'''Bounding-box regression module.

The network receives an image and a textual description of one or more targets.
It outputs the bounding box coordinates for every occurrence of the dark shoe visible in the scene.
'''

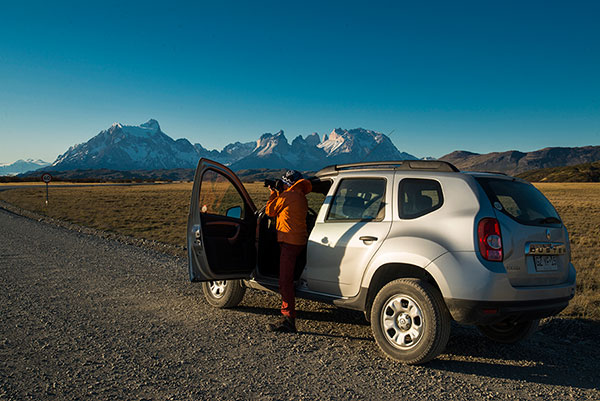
[267,316,297,333]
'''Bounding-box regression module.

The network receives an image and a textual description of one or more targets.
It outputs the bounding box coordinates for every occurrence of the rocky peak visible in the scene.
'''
[305,133,321,147]
[291,135,307,147]
[140,119,160,132]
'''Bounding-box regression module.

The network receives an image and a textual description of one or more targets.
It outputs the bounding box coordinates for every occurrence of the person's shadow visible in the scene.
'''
[234,303,372,341]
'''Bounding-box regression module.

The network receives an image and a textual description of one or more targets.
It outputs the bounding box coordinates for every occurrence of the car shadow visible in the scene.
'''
[429,318,600,390]
[235,302,598,389]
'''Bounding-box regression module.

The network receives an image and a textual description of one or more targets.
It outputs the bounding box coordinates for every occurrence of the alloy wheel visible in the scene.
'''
[381,294,424,349]
[209,280,227,298]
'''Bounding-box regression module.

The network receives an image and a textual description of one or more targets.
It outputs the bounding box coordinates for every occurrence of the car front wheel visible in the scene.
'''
[370,278,450,364]
[201,280,246,308]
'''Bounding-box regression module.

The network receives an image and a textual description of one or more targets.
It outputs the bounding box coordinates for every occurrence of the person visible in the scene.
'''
[265,169,312,333]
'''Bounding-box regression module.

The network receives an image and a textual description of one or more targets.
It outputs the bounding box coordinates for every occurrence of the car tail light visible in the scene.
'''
[478,218,503,261]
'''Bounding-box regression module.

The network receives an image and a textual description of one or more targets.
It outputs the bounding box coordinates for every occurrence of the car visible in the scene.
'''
[187,158,576,364]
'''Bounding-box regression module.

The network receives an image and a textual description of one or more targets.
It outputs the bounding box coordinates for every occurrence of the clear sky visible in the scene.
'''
[1,0,599,163]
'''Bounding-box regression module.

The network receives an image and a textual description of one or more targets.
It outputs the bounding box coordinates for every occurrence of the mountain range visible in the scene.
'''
[440,146,600,175]
[5,119,600,178]
[0,159,50,175]
[46,119,417,172]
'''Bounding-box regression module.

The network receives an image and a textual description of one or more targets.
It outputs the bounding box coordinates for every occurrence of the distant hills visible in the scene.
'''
[440,146,600,175]
[45,119,417,173]
[517,160,600,182]
[15,168,300,183]
[0,159,50,175]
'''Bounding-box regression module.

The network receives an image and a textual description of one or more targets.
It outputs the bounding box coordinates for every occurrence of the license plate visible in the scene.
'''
[534,255,558,271]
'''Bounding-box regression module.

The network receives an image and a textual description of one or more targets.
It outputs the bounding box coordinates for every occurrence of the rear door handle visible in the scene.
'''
[359,236,378,243]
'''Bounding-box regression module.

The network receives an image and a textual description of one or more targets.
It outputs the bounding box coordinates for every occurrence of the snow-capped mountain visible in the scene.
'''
[230,128,416,170]
[195,141,256,165]
[46,119,417,173]
[0,159,51,175]
[318,128,417,164]
[50,120,200,171]
[230,130,327,171]
[231,131,296,170]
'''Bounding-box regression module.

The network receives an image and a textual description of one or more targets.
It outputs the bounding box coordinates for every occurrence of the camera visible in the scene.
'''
[264,179,284,192]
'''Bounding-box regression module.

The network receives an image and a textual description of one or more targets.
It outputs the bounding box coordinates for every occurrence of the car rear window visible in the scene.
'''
[398,178,444,219]
[476,177,561,226]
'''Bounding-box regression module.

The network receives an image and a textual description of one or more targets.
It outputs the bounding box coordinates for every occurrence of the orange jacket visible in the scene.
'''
[265,178,312,245]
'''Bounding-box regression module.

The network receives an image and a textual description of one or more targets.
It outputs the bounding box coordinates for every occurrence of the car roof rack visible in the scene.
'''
[481,171,508,176]
[315,160,460,176]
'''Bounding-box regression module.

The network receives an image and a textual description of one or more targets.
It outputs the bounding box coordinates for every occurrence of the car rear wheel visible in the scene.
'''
[477,319,539,344]
[201,280,246,308]
[370,278,450,364]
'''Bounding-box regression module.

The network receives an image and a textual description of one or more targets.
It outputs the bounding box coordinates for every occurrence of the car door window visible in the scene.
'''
[399,178,443,219]
[200,169,246,219]
[326,178,386,221]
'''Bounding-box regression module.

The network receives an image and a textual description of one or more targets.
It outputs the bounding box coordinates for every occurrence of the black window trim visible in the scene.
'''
[325,177,388,222]
[398,178,444,220]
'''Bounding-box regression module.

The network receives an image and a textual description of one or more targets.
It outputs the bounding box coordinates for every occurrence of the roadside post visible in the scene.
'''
[41,173,52,205]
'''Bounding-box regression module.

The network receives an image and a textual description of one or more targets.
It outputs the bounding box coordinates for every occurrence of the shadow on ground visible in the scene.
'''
[233,299,599,390]
[429,318,600,390]
[233,304,373,341]
[234,304,369,326]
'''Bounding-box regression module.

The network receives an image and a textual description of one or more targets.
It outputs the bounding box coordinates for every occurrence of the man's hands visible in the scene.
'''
[264,179,284,193]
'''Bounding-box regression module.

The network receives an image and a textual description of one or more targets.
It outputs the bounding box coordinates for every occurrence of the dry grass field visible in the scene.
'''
[1,182,598,320]
[533,183,600,320]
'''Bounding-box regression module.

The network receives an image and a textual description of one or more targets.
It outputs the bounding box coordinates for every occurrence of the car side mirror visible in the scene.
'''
[226,206,242,219]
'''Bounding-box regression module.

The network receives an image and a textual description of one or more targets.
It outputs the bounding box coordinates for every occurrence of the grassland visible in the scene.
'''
[517,161,600,182]
[1,182,598,320]
[532,183,600,319]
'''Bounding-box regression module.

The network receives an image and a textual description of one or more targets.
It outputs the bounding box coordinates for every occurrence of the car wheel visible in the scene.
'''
[477,319,539,344]
[201,280,246,308]
[370,278,450,364]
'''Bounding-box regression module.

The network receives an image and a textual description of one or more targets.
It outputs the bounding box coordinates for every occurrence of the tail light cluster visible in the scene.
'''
[478,218,503,261]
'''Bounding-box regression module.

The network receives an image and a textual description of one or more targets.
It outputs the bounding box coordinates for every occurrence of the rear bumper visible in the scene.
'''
[445,296,573,325]
[426,252,576,324]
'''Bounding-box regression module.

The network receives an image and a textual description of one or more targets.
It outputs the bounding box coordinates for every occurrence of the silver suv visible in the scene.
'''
[187,159,576,364]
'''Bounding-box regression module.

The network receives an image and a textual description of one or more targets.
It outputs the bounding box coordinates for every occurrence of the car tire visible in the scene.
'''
[201,280,246,308]
[477,319,539,344]
[370,278,450,364]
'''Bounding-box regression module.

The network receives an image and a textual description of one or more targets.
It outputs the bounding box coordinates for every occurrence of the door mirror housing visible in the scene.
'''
[226,206,242,219]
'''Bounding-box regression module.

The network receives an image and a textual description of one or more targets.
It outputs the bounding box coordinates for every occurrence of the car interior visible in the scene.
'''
[256,178,332,279]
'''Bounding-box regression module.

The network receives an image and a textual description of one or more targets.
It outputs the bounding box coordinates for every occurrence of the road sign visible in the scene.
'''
[41,173,52,205]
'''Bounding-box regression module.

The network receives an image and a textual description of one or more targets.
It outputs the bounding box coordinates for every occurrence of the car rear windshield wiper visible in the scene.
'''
[536,216,562,224]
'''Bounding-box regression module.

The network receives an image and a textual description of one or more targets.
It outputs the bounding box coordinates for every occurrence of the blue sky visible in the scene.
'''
[1,0,599,163]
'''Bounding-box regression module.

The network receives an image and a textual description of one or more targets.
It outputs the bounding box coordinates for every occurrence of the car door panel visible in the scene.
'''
[187,158,257,282]
[302,175,393,297]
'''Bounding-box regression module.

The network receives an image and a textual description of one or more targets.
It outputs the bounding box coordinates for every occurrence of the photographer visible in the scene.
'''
[264,170,312,333]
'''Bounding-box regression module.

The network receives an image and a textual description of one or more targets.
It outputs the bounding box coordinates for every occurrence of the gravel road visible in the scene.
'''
[1,207,599,400]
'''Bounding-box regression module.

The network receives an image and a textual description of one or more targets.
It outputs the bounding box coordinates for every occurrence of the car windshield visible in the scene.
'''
[476,177,561,226]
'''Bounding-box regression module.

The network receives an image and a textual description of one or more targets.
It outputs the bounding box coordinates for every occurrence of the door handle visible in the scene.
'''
[359,236,378,243]
[228,224,241,244]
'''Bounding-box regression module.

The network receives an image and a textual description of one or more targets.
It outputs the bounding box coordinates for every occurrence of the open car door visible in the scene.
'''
[187,158,257,282]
